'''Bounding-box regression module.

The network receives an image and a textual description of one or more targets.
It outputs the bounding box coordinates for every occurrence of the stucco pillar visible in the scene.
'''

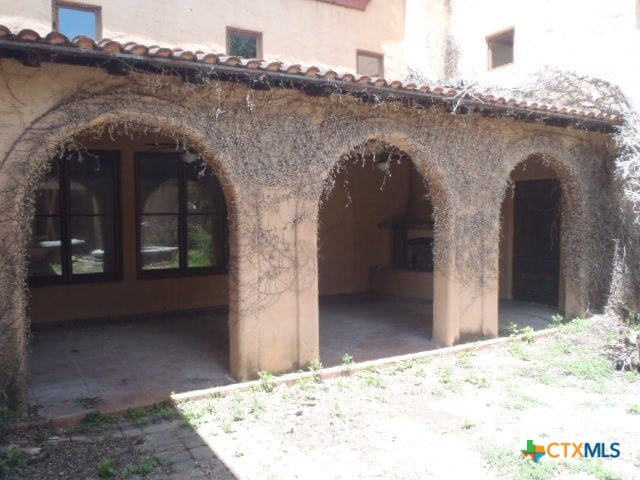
[229,193,319,381]
[0,208,29,413]
[432,215,499,346]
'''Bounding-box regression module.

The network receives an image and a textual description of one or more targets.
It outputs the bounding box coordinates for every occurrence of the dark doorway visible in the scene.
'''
[513,179,561,305]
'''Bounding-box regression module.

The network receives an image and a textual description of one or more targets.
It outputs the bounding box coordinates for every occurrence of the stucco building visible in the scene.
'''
[0,0,632,413]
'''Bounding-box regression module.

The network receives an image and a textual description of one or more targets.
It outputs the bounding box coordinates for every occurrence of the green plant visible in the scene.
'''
[456,351,473,368]
[341,353,355,376]
[308,358,323,382]
[122,455,160,476]
[357,370,385,388]
[126,401,177,426]
[232,398,246,422]
[82,410,108,428]
[465,374,490,388]
[461,419,475,430]
[551,313,564,327]
[250,393,266,415]
[98,458,117,478]
[255,370,276,393]
[221,418,233,434]
[627,403,640,415]
[393,358,416,373]
[521,326,535,344]
[507,322,520,337]
[0,448,28,479]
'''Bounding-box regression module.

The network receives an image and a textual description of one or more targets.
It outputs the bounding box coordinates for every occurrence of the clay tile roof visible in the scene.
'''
[43,31,69,46]
[304,66,320,77]
[265,61,282,71]
[196,52,219,64]
[17,29,40,42]
[74,36,97,50]
[0,25,12,39]
[0,25,622,128]
[324,70,338,80]
[124,42,147,56]
[99,39,122,53]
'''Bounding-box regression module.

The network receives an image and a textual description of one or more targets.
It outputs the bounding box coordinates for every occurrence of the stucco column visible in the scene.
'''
[229,192,319,380]
[432,214,499,346]
[0,201,29,413]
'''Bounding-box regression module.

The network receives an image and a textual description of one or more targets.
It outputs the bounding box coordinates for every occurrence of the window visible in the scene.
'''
[53,1,101,40]
[28,151,120,284]
[226,27,262,59]
[487,29,514,69]
[136,154,227,276]
[356,50,384,77]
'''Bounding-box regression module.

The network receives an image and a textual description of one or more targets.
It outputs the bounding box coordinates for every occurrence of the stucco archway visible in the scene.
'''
[0,94,243,412]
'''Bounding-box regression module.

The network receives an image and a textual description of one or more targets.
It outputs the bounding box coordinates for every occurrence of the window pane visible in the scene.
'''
[70,216,116,275]
[34,164,61,215]
[28,217,63,277]
[186,162,225,214]
[229,31,258,58]
[138,157,179,214]
[69,153,116,215]
[58,6,98,40]
[357,53,382,77]
[140,215,179,270]
[187,215,225,268]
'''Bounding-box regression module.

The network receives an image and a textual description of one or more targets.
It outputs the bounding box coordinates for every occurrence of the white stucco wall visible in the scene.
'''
[0,0,409,79]
[448,0,640,108]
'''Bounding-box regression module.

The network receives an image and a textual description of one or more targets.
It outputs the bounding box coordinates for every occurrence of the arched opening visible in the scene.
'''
[499,154,563,331]
[317,141,437,365]
[27,130,233,419]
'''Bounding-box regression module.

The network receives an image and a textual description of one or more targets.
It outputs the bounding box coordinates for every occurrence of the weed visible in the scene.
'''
[456,352,473,368]
[393,358,416,373]
[507,322,520,337]
[97,457,117,478]
[551,313,564,327]
[126,401,177,426]
[626,404,640,415]
[430,386,444,397]
[357,369,385,388]
[232,400,246,422]
[221,418,233,434]
[562,316,591,333]
[122,455,160,476]
[255,371,276,393]
[521,326,535,344]
[308,358,323,382]
[180,402,207,428]
[508,342,531,361]
[341,353,355,376]
[0,448,28,480]
[503,387,538,411]
[461,419,475,430]
[465,374,490,388]
[250,394,267,415]
[82,411,108,429]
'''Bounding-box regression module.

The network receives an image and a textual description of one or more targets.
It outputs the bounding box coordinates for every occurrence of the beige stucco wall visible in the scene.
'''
[0,0,408,79]
[28,135,229,324]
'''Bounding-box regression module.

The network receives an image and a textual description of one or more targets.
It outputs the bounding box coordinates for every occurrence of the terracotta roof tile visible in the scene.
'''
[0,25,623,126]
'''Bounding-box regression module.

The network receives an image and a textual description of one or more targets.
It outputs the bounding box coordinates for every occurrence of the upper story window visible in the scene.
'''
[136,154,227,276]
[487,29,514,69]
[29,151,121,285]
[226,27,262,59]
[356,50,384,77]
[53,1,101,40]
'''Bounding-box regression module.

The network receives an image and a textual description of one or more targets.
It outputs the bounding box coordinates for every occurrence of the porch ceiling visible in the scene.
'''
[0,25,623,132]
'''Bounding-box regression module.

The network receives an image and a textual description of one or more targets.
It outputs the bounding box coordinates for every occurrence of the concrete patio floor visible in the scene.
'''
[28,298,558,420]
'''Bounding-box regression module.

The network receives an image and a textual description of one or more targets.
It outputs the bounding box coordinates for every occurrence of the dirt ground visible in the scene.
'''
[2,314,640,479]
